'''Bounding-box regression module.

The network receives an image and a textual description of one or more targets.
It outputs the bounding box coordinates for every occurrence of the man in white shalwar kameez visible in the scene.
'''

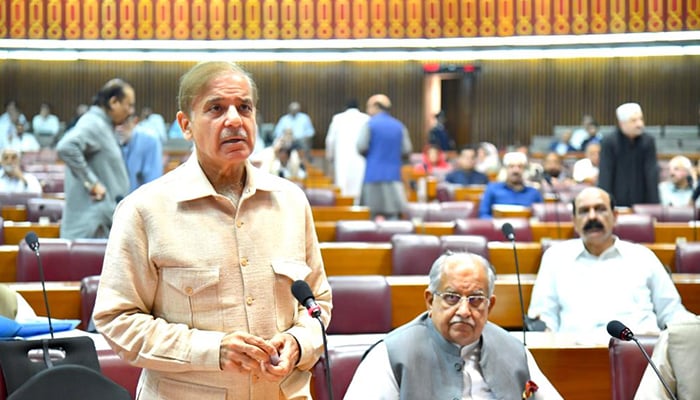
[325,100,370,202]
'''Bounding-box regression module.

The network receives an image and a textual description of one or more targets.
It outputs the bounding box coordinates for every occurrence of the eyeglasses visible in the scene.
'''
[434,291,490,311]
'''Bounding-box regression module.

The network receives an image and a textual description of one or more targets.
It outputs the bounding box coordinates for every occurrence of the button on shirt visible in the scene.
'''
[528,238,694,335]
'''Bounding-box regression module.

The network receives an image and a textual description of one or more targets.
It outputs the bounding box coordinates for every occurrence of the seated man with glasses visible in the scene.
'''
[345,252,562,399]
[528,187,694,336]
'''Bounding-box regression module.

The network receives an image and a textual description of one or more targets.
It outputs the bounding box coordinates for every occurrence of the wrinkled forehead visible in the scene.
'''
[575,189,610,211]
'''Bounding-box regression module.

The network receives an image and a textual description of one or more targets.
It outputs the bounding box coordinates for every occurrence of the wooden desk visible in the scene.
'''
[3,221,61,245]
[11,281,82,319]
[530,221,576,241]
[0,244,18,282]
[654,222,700,243]
[311,206,371,222]
[1,205,27,222]
[320,243,392,275]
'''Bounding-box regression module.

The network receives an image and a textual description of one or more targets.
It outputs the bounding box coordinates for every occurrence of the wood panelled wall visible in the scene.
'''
[1,56,699,150]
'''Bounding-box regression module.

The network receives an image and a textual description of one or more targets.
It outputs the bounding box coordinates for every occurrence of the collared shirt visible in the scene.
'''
[0,170,42,193]
[658,181,693,207]
[572,158,599,183]
[273,112,315,140]
[528,238,693,335]
[93,156,331,399]
[446,169,489,186]
[344,339,561,400]
[478,181,543,218]
[121,127,163,193]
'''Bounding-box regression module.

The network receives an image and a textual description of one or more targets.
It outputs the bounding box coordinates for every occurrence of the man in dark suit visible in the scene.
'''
[598,102,659,207]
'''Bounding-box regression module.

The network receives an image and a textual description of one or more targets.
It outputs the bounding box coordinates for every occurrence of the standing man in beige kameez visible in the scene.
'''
[93,61,332,399]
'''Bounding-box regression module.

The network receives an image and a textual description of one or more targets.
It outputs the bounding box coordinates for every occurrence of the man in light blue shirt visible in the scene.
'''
[273,101,314,158]
[528,187,694,336]
[658,155,694,206]
[478,151,543,218]
[116,115,163,193]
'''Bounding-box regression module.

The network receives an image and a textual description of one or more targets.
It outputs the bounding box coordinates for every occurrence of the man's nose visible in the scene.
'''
[224,106,241,124]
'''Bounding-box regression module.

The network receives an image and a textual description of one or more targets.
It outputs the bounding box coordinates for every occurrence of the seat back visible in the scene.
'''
[16,238,108,282]
[335,220,414,242]
[327,276,392,334]
[439,235,489,260]
[312,342,375,400]
[608,336,658,400]
[613,214,655,243]
[25,198,65,223]
[391,234,442,275]
[80,275,101,331]
[402,202,441,222]
[531,202,573,222]
[431,201,477,221]
[0,192,41,207]
[305,188,337,206]
[454,218,532,241]
[674,242,700,273]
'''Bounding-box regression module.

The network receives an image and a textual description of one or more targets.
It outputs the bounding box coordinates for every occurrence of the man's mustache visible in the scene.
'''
[583,219,605,232]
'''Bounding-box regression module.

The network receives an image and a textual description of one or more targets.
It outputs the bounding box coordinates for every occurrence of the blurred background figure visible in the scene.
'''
[273,101,315,161]
[358,94,412,221]
[0,148,42,193]
[570,114,596,151]
[413,143,452,178]
[270,145,307,180]
[65,103,89,132]
[138,106,167,143]
[475,141,500,175]
[549,129,576,155]
[32,102,61,148]
[658,155,695,207]
[445,145,489,185]
[572,142,601,185]
[116,114,164,193]
[579,120,602,152]
[326,99,369,202]
[427,110,455,151]
[5,120,40,153]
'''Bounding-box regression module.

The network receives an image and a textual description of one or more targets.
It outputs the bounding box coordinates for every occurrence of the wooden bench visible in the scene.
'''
[11,273,700,332]
[3,221,61,245]
[319,241,678,276]
[311,206,370,222]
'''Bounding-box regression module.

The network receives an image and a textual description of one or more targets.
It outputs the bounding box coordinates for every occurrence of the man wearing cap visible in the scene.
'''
[478,151,543,218]
[598,102,660,207]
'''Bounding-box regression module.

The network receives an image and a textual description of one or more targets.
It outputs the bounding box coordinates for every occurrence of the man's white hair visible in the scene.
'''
[669,155,692,172]
[503,151,528,167]
[616,102,643,122]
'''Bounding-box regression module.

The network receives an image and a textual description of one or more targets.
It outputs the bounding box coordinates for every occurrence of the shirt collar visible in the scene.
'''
[172,154,282,203]
[575,236,622,260]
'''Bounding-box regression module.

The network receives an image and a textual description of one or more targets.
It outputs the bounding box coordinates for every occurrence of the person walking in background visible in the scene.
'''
[56,78,133,239]
[325,99,369,202]
[358,94,412,220]
[427,110,455,151]
[115,114,163,193]
[598,102,659,207]
[93,61,331,399]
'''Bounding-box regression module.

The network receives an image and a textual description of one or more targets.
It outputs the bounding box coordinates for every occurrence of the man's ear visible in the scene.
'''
[487,295,496,313]
[424,289,434,311]
[176,111,192,140]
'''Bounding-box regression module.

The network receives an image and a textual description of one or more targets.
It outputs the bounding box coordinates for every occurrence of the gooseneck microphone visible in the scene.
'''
[291,280,333,400]
[25,231,54,339]
[501,223,528,345]
[607,320,678,400]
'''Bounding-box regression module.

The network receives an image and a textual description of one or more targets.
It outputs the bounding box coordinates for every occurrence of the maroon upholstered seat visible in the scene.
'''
[16,238,108,282]
[25,197,65,223]
[335,220,414,242]
[391,234,442,275]
[633,203,696,223]
[531,202,573,222]
[403,201,477,222]
[608,336,658,400]
[96,351,142,399]
[402,202,441,222]
[312,337,379,400]
[439,235,489,260]
[454,218,533,242]
[674,242,700,273]
[327,276,392,334]
[613,214,655,243]
[304,188,337,206]
[0,192,41,207]
[80,275,101,331]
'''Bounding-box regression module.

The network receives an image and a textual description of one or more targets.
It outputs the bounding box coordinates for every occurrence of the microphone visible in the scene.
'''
[500,223,541,398]
[541,172,563,240]
[291,280,333,400]
[291,280,321,318]
[606,320,678,400]
[25,231,54,339]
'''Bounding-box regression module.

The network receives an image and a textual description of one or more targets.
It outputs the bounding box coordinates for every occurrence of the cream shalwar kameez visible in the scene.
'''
[93,156,332,399]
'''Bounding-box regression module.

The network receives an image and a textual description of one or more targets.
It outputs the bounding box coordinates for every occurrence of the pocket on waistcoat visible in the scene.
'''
[271,260,311,332]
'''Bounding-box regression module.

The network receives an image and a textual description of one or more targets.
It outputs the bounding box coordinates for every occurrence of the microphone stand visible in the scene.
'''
[629,337,677,400]
[28,234,54,339]
[508,237,528,346]
[317,318,334,400]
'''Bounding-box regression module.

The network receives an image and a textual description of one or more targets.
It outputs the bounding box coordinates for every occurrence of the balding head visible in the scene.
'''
[366,94,391,116]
